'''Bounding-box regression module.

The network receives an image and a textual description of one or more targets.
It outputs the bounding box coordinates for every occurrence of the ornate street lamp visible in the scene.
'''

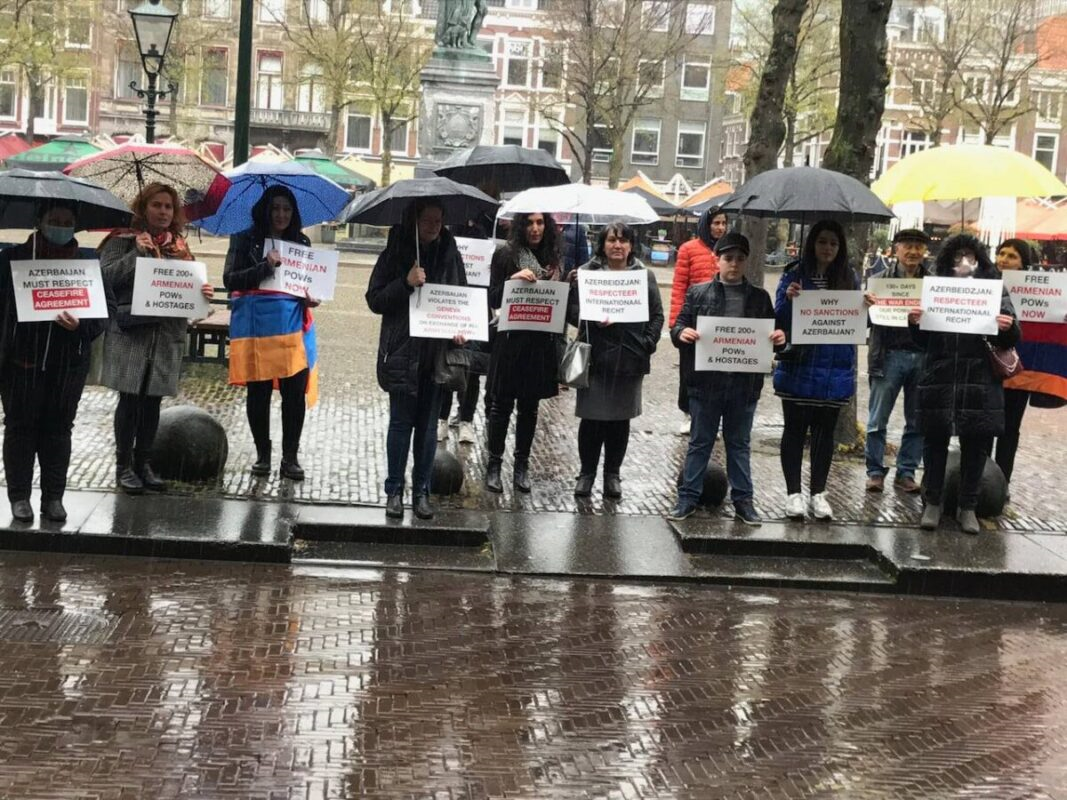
[128,0,178,144]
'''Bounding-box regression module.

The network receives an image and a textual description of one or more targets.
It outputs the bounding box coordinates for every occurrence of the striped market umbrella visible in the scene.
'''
[293,149,375,191]
[6,136,101,172]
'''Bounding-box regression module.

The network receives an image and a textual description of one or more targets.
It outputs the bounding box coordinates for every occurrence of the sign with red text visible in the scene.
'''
[1002,271,1067,323]
[10,259,110,323]
[577,269,649,323]
[498,279,570,333]
[454,237,495,286]
[259,239,339,301]
[867,277,923,328]
[920,277,1001,335]
[791,290,866,344]
[132,258,212,319]
[409,284,489,342]
[694,316,774,373]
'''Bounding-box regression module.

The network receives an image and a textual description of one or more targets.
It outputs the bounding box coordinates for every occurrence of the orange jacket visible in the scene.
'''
[669,239,718,326]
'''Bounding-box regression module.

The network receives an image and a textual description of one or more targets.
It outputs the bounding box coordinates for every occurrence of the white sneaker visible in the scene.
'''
[436,419,449,441]
[458,421,476,443]
[448,412,461,428]
[785,493,806,520]
[811,492,833,520]
[678,415,691,436]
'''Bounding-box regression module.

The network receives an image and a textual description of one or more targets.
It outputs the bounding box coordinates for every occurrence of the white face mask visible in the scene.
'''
[953,256,976,278]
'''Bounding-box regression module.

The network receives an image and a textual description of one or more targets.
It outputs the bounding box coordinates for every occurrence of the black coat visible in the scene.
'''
[222,228,312,292]
[671,277,776,403]
[366,226,467,395]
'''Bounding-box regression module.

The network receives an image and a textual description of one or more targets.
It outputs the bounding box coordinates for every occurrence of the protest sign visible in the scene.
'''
[258,239,339,301]
[577,269,649,323]
[10,259,109,323]
[131,258,212,319]
[454,237,495,286]
[498,279,570,333]
[694,316,774,373]
[1002,270,1067,323]
[791,290,866,344]
[409,283,489,341]
[920,277,1001,335]
[866,277,923,328]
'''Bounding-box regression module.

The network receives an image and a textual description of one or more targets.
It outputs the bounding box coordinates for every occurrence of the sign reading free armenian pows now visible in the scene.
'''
[258,239,339,301]
[131,258,212,319]
[791,290,867,344]
[694,316,774,373]
[497,279,570,333]
[408,283,490,342]
[10,259,110,323]
[1002,270,1067,323]
[577,269,649,323]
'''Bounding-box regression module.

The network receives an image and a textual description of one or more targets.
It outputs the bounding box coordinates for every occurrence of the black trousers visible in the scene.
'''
[924,432,987,510]
[439,374,481,423]
[246,368,308,457]
[1,361,89,502]
[992,388,1029,484]
[487,395,539,464]
[114,392,162,461]
[578,419,631,476]
[780,400,840,495]
[678,360,692,414]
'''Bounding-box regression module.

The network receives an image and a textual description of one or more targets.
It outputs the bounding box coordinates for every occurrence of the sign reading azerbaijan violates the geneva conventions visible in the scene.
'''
[920,277,1001,335]
[408,284,489,342]
[1002,270,1067,323]
[258,239,339,301]
[866,278,923,328]
[454,237,495,287]
[131,258,212,319]
[577,270,649,323]
[694,316,774,373]
[9,259,110,323]
[791,290,866,344]
[498,279,570,334]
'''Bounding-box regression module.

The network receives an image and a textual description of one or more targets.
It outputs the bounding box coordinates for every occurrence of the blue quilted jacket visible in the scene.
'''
[772,265,858,402]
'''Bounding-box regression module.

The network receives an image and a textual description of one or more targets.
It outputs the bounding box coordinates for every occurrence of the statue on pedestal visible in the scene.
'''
[435,0,489,49]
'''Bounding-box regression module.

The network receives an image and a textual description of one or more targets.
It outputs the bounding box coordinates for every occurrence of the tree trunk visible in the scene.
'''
[607,136,624,188]
[168,90,179,140]
[24,76,41,147]
[782,110,796,167]
[380,115,394,187]
[323,104,341,156]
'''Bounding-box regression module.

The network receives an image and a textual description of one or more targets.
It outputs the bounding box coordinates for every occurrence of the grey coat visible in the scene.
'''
[99,236,189,397]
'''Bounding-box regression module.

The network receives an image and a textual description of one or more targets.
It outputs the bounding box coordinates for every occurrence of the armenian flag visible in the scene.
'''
[228,292,318,406]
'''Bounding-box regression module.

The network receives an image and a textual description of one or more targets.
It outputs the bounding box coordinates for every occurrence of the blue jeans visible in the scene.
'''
[385,373,441,497]
[679,389,758,504]
[865,348,923,479]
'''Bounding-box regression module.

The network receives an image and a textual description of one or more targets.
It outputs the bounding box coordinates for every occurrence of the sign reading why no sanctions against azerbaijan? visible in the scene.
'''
[10,259,110,323]
[577,270,649,323]
[1002,270,1067,323]
[409,284,490,342]
[258,239,339,301]
[694,316,774,373]
[454,237,495,287]
[498,279,570,334]
[867,278,923,328]
[920,277,1001,335]
[791,290,866,344]
[131,258,212,319]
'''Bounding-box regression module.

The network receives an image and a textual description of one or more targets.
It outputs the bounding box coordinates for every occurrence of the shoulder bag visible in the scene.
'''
[434,346,472,392]
[986,341,1023,381]
[559,323,592,389]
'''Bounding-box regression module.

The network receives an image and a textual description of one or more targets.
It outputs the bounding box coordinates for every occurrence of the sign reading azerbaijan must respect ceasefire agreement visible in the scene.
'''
[498,279,570,334]
[10,259,110,323]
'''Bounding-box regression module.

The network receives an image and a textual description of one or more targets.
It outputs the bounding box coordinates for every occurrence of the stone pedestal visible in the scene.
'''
[418,49,499,163]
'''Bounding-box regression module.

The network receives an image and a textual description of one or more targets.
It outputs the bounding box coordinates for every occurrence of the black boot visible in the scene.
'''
[280,452,305,481]
[251,441,271,476]
[513,460,531,493]
[116,450,144,494]
[485,458,503,493]
[134,450,168,492]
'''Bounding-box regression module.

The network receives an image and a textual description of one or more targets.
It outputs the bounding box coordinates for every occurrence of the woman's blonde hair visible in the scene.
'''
[131,182,186,237]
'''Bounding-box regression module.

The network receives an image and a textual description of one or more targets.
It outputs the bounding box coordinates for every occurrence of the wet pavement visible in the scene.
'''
[0,551,1064,799]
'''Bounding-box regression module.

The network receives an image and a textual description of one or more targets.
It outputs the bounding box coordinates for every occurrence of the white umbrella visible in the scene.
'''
[497,183,660,225]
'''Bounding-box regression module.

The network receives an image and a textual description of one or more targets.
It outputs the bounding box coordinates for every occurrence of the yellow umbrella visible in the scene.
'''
[872,145,1067,204]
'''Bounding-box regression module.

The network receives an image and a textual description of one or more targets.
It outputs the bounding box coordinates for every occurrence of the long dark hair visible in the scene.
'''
[508,212,560,266]
[697,205,726,249]
[802,219,853,289]
[252,185,304,241]
[935,233,997,278]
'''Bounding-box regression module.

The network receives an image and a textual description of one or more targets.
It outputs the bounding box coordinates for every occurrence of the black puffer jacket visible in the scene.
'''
[366,225,467,395]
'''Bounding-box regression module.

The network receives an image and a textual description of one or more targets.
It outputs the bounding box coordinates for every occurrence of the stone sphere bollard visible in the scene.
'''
[149,405,228,482]
[432,448,464,495]
[940,452,1008,518]
[676,462,729,508]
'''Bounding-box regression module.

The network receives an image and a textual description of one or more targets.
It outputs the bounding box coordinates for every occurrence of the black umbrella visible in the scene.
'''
[433,145,569,194]
[0,169,132,230]
[341,177,498,226]
[718,166,894,223]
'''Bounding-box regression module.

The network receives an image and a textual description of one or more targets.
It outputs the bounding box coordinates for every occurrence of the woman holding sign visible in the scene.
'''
[99,182,214,495]
[0,202,115,523]
[223,185,319,482]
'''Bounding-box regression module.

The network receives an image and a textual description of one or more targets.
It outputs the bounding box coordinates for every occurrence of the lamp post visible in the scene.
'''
[128,0,178,145]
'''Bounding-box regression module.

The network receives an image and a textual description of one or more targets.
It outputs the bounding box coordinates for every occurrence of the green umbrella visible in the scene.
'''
[6,136,101,172]
[292,149,375,191]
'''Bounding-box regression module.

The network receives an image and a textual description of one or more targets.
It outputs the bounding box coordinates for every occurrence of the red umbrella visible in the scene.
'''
[63,143,230,222]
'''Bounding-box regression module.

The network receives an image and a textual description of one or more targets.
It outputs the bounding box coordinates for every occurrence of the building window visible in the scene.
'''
[387,119,409,154]
[115,43,142,100]
[259,0,284,23]
[591,123,612,162]
[256,52,283,109]
[64,2,91,47]
[681,58,710,102]
[902,130,930,157]
[639,60,664,97]
[345,103,372,150]
[200,48,228,107]
[685,3,714,34]
[204,0,231,17]
[1034,133,1058,173]
[631,119,660,165]
[63,75,88,125]
[540,43,564,90]
[537,126,559,157]
[964,75,986,102]
[506,0,536,8]
[0,69,16,119]
[306,0,329,23]
[912,8,945,43]
[676,121,705,168]
[1034,90,1063,123]
[297,64,325,112]
[505,40,531,87]
[911,78,935,105]
[642,1,670,31]
[502,108,526,146]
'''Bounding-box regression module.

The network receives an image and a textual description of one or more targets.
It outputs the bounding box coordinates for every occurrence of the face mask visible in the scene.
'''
[41,225,74,246]
[953,256,976,278]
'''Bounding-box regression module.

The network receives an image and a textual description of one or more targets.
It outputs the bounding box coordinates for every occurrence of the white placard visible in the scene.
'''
[455,237,495,287]
[497,279,570,334]
[131,257,212,319]
[920,277,1001,335]
[694,316,774,373]
[791,290,866,344]
[258,239,339,301]
[10,259,110,323]
[1002,270,1067,323]
[867,277,923,328]
[408,283,489,342]
[577,269,649,323]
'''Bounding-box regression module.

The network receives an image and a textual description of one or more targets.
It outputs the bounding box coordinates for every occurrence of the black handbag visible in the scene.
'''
[434,346,471,392]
